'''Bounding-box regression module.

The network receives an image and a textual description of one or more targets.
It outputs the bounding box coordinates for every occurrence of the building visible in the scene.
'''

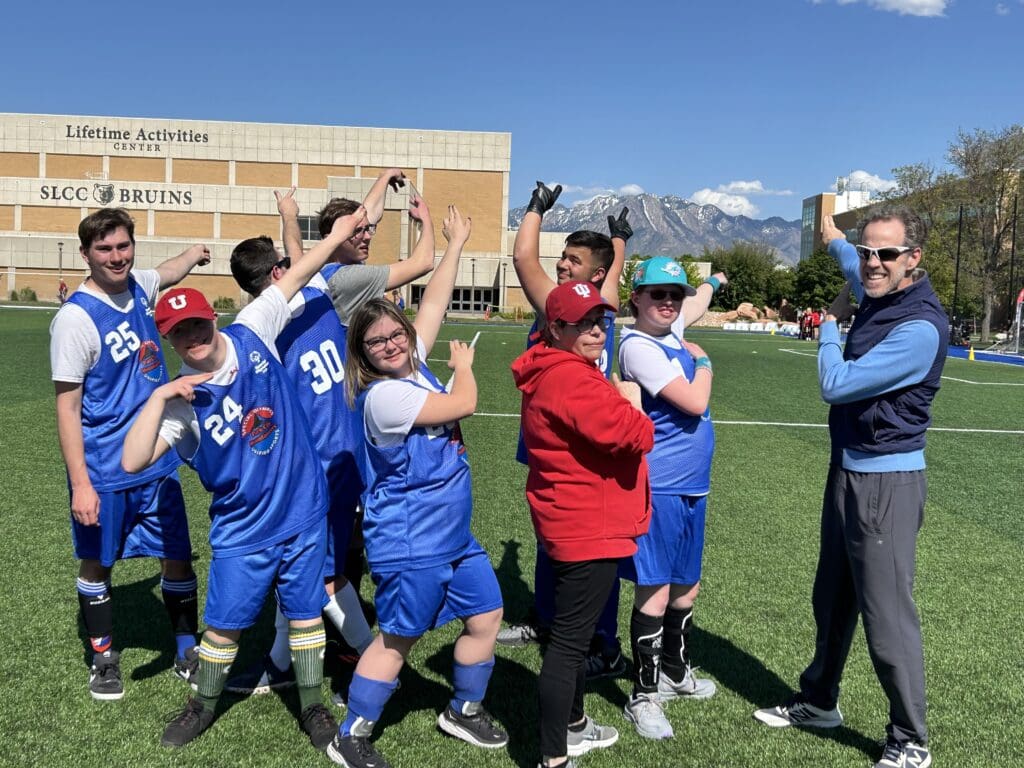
[799,178,873,260]
[0,112,518,309]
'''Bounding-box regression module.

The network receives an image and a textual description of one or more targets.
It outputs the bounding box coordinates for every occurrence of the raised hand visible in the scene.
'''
[526,181,562,217]
[274,186,299,218]
[447,339,475,371]
[184,243,211,267]
[608,207,633,242]
[332,205,368,240]
[822,215,845,246]
[442,205,472,247]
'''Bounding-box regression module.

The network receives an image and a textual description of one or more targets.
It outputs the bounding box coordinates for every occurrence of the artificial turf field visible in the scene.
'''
[1,307,1021,768]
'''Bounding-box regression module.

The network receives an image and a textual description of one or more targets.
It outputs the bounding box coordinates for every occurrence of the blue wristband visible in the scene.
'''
[694,356,712,371]
[706,276,721,293]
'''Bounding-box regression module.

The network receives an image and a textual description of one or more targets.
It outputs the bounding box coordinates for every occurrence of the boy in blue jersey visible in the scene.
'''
[50,207,210,700]
[224,182,437,695]
[618,257,718,740]
[121,207,367,751]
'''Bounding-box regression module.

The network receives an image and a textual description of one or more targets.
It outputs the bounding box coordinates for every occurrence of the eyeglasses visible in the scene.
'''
[363,327,408,352]
[854,245,914,263]
[350,224,377,240]
[560,316,613,334]
[645,288,685,302]
[267,256,290,274]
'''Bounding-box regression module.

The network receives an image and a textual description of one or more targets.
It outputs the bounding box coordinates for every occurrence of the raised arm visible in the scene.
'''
[385,194,436,290]
[604,207,632,309]
[413,340,477,427]
[275,187,305,261]
[54,382,98,526]
[155,244,211,289]
[363,167,406,225]
[275,206,366,303]
[513,181,562,313]
[414,205,469,355]
[681,271,727,328]
[122,374,211,473]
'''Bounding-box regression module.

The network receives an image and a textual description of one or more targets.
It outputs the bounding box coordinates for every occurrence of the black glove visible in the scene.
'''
[828,282,858,322]
[526,181,562,216]
[607,207,633,242]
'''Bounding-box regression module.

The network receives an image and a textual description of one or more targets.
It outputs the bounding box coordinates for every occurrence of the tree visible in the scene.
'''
[793,249,845,309]
[946,125,1024,340]
[705,241,780,309]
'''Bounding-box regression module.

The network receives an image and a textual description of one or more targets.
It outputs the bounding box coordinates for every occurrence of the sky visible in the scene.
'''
[2,0,1021,221]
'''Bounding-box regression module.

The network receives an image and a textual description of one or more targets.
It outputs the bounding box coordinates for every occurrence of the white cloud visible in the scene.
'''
[555,182,647,206]
[995,3,1010,14]
[817,0,948,16]
[690,188,760,217]
[716,180,793,196]
[831,169,898,194]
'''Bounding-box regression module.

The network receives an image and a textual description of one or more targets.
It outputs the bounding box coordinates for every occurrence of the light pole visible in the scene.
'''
[470,257,476,313]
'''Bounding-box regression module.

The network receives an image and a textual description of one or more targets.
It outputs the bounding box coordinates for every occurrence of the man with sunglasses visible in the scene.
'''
[755,208,946,768]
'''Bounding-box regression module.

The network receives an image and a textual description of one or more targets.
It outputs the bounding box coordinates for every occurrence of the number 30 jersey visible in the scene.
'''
[64,277,181,491]
[186,325,328,557]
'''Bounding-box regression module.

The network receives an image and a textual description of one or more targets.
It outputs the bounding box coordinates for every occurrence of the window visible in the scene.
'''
[410,286,496,312]
[298,215,321,241]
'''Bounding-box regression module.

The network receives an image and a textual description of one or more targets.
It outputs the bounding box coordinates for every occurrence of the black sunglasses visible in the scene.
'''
[268,256,291,274]
[645,288,685,302]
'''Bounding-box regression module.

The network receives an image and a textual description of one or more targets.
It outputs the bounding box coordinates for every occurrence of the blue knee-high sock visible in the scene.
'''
[450,658,495,714]
[342,674,399,736]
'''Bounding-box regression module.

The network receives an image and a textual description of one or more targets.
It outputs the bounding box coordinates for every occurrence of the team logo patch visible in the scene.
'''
[249,350,269,375]
[137,340,164,382]
[139,294,154,317]
[93,184,115,205]
[660,261,682,277]
[241,407,280,455]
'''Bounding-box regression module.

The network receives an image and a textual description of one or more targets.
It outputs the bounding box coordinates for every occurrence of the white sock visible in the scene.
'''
[268,604,292,670]
[323,583,374,654]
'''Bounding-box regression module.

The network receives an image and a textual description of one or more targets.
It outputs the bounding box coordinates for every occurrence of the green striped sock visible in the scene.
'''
[196,635,239,711]
[290,622,326,711]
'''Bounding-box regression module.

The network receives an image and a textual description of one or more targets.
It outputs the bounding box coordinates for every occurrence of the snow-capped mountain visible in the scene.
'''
[509,193,802,265]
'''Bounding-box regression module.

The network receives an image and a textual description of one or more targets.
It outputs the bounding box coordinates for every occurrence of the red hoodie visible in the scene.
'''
[511,343,653,562]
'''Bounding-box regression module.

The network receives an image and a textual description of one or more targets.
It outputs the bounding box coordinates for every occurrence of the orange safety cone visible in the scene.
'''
[968,345,975,361]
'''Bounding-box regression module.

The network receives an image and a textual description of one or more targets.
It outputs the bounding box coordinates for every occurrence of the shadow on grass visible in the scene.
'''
[695,626,879,758]
[493,538,535,623]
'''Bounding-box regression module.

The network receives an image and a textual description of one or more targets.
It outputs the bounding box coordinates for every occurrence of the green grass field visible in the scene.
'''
[1,307,1022,768]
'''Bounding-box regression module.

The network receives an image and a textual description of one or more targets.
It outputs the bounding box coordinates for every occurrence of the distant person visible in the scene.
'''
[49,208,209,700]
[58,277,68,304]
[391,289,405,310]
[754,210,947,768]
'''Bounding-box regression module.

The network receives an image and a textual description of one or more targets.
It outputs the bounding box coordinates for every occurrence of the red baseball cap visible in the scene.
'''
[155,288,217,335]
[545,280,614,324]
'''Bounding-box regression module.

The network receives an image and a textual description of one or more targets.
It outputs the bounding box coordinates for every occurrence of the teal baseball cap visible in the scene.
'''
[632,256,697,295]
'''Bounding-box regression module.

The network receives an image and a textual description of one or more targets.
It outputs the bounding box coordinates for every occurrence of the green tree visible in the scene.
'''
[793,249,845,309]
[705,241,780,309]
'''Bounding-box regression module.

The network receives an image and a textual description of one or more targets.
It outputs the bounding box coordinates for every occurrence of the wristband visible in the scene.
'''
[694,356,712,372]
[706,276,721,294]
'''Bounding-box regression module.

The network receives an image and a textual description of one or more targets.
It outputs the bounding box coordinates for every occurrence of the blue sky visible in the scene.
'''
[2,0,1021,221]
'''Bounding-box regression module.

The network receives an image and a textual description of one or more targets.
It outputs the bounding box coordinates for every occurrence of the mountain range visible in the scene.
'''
[508,193,802,266]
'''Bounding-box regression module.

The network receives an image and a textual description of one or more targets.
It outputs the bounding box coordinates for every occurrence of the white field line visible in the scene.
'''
[472,412,1024,435]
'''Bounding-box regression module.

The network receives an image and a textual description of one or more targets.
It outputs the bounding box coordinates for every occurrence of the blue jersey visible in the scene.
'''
[67,278,181,491]
[516,307,616,464]
[619,332,714,495]
[185,325,327,557]
[275,279,363,497]
[356,364,472,571]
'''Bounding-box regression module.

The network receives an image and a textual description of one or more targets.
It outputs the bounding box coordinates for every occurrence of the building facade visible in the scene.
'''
[0,113,518,308]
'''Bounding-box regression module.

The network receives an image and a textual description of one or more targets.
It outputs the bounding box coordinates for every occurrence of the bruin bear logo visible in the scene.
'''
[241,407,280,456]
[93,184,115,205]
[137,340,165,382]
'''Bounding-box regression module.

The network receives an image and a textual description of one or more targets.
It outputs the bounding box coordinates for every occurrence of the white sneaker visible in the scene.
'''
[657,665,717,701]
[874,736,932,768]
[753,695,843,728]
[566,716,619,756]
[624,693,674,739]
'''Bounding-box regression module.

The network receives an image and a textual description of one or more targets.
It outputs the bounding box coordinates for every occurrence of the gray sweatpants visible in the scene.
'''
[799,465,928,745]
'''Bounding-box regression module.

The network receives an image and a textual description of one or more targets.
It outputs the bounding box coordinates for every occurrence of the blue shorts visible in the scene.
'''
[371,539,503,638]
[71,473,192,568]
[204,518,329,630]
[620,494,707,586]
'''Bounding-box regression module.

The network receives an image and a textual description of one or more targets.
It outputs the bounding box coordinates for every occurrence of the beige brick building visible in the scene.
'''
[0,113,532,310]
